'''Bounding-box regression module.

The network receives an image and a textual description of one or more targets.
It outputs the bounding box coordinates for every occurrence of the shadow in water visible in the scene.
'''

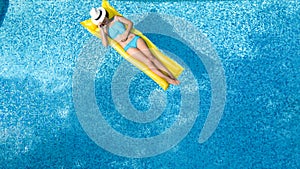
[0,0,9,26]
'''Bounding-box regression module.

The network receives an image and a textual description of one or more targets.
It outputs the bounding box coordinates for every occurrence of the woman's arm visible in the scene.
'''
[116,16,133,42]
[99,25,108,47]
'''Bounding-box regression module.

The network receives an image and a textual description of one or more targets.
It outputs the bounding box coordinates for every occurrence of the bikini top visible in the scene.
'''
[108,20,126,39]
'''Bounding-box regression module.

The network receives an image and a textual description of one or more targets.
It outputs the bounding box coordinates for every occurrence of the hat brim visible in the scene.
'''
[91,7,106,25]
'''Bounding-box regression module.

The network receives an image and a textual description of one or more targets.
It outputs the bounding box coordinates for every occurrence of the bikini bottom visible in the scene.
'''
[123,35,140,51]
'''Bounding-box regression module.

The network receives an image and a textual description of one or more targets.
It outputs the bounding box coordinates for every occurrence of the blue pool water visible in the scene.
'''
[1,0,299,168]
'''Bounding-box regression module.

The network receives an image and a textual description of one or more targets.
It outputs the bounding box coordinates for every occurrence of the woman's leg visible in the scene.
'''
[136,38,179,83]
[126,47,179,85]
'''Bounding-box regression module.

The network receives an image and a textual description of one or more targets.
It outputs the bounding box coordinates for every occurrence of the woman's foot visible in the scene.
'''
[167,78,180,85]
[170,76,180,85]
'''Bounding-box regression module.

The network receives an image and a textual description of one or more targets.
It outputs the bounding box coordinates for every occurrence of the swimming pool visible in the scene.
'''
[1,0,299,168]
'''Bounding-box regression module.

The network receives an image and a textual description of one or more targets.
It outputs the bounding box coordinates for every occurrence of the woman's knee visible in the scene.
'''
[148,56,156,62]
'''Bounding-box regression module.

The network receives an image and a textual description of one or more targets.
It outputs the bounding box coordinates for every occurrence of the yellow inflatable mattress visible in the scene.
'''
[80,0,184,90]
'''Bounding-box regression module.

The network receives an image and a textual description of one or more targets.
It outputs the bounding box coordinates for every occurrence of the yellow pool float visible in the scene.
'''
[80,0,184,90]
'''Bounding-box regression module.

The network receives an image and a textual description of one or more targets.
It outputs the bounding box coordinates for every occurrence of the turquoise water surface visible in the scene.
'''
[1,0,299,168]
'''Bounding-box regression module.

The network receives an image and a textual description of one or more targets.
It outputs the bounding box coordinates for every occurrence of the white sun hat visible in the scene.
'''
[89,7,106,25]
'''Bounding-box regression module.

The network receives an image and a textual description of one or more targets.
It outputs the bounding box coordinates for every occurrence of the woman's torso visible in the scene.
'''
[106,18,136,48]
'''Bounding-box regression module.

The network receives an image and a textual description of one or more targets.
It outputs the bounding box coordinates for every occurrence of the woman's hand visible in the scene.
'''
[98,24,106,29]
[120,33,128,42]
